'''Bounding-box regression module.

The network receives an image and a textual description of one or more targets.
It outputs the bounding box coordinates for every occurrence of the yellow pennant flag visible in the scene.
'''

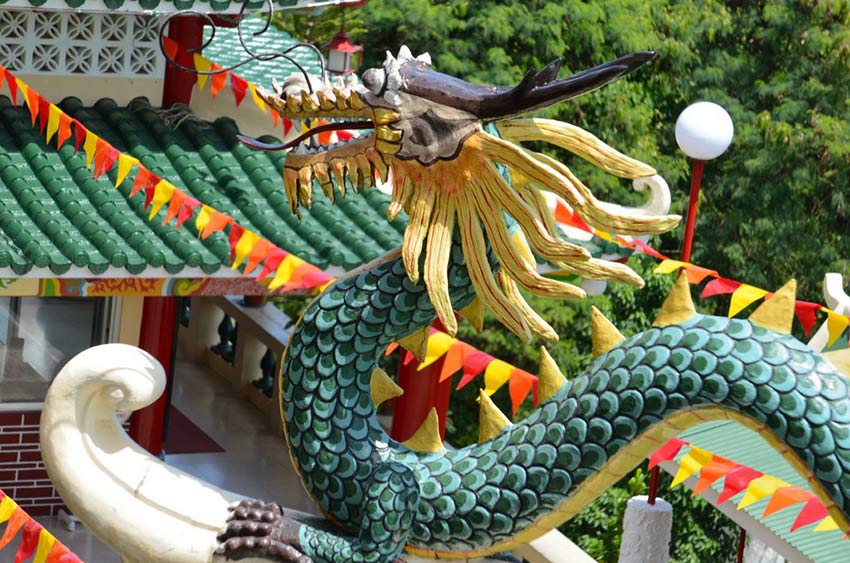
[45,104,61,145]
[729,284,769,318]
[0,496,14,522]
[654,259,691,275]
[483,359,514,396]
[231,230,260,269]
[824,308,850,348]
[83,132,100,170]
[249,84,268,114]
[148,181,175,220]
[814,515,839,532]
[269,254,305,290]
[32,530,56,563]
[418,331,457,370]
[115,154,138,187]
[671,446,713,487]
[737,474,788,509]
[194,204,214,235]
[193,53,211,90]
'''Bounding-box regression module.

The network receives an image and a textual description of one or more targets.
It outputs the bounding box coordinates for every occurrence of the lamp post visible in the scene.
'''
[323,28,363,76]
[674,101,734,262]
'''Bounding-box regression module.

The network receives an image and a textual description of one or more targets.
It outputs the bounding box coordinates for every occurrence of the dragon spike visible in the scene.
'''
[459,297,485,332]
[538,346,568,403]
[370,367,403,408]
[478,390,512,443]
[749,279,797,335]
[653,274,696,327]
[401,408,444,453]
[591,306,624,357]
[397,326,430,363]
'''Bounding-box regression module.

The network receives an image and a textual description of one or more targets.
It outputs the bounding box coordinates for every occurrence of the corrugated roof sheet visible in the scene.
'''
[677,420,850,563]
[0,95,405,277]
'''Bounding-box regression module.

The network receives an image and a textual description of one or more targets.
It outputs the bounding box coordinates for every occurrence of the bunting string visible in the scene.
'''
[0,64,334,295]
[650,438,842,536]
[0,490,83,562]
[553,198,850,346]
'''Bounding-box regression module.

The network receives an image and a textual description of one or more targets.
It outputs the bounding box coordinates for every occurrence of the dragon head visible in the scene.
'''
[251,47,680,342]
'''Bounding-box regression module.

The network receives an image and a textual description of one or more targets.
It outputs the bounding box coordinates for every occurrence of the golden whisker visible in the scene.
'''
[497,271,558,343]
[556,257,644,287]
[402,180,436,283]
[424,194,458,335]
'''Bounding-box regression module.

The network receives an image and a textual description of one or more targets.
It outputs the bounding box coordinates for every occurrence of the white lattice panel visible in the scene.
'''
[0,9,165,78]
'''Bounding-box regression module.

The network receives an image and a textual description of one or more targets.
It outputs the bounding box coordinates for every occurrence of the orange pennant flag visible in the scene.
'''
[729,284,769,317]
[693,455,737,495]
[684,265,719,285]
[45,539,70,563]
[193,53,212,90]
[210,65,228,98]
[56,113,72,149]
[439,344,467,383]
[0,507,27,550]
[243,238,273,276]
[508,369,537,415]
[762,486,812,518]
[201,210,233,239]
[163,190,187,225]
[161,36,179,62]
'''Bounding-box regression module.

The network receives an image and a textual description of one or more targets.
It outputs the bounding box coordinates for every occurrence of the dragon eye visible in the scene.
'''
[362,68,386,96]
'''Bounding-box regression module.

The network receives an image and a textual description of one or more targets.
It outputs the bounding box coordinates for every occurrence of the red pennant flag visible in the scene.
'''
[256,248,288,280]
[271,110,279,127]
[716,466,763,504]
[401,349,416,366]
[176,196,200,228]
[508,369,537,415]
[701,277,741,298]
[72,119,87,153]
[143,178,162,210]
[648,437,688,470]
[93,141,119,179]
[130,168,151,198]
[163,190,187,225]
[228,223,246,262]
[762,486,812,518]
[790,497,829,531]
[230,74,248,106]
[6,71,17,104]
[0,508,27,550]
[0,67,5,93]
[14,519,42,563]
[283,118,293,136]
[37,96,50,134]
[456,349,493,390]
[795,301,822,337]
[25,87,40,126]
[162,37,179,62]
[292,265,334,291]
[632,239,668,260]
[336,129,354,142]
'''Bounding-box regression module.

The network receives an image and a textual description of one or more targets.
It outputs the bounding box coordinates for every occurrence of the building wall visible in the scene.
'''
[0,410,62,515]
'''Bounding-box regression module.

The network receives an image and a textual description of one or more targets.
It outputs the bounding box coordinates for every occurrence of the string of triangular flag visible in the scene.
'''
[163,37,356,146]
[650,437,842,536]
[386,327,538,416]
[0,490,83,562]
[554,200,850,346]
[0,64,334,295]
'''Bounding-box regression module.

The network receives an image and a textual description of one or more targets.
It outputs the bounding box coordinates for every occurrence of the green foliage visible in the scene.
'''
[271,6,368,46]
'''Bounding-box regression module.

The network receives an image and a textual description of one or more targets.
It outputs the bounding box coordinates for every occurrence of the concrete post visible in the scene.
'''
[618,495,673,563]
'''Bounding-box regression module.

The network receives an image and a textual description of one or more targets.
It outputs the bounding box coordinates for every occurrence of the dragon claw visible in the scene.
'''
[217,500,311,563]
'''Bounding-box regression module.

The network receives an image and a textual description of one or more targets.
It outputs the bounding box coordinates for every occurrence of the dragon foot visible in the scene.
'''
[216,500,312,563]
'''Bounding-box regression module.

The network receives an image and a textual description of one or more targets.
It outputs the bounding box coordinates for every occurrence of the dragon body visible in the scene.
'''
[35,45,850,563]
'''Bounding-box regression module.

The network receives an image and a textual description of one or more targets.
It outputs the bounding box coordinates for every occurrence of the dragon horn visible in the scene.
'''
[399,51,656,120]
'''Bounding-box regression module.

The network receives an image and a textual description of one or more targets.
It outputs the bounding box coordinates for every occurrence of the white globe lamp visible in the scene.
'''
[675,102,734,160]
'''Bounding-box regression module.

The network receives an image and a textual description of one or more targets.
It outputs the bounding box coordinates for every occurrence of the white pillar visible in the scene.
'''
[618,495,673,563]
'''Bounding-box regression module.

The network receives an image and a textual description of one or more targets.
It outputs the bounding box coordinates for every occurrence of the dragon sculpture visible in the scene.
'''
[39,47,850,563]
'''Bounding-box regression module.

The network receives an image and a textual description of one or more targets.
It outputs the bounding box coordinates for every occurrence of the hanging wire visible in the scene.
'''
[158,0,327,93]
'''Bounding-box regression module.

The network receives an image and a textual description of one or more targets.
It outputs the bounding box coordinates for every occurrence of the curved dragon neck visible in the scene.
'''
[282,237,850,559]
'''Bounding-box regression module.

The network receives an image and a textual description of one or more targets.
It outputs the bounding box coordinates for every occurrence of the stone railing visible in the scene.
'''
[181,296,292,435]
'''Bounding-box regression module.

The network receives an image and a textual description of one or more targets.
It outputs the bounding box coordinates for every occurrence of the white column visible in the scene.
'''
[618,495,673,563]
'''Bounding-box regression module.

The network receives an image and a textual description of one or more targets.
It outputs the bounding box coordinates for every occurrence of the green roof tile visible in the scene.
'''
[0,95,403,278]
[201,16,324,91]
[1,0,301,15]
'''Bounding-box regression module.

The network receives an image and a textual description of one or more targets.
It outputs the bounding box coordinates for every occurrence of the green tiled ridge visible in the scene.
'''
[0,0,299,14]
[0,95,404,276]
[202,16,324,91]
[677,421,850,562]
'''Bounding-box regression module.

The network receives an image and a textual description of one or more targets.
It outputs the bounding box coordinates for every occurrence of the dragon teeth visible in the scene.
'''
[354,154,373,190]
[366,149,389,183]
[348,92,366,111]
[317,90,336,110]
[332,88,349,110]
[297,167,313,208]
[286,96,302,113]
[376,125,402,143]
[300,90,319,112]
[329,159,347,198]
[312,163,334,203]
[272,78,285,96]
[283,168,300,216]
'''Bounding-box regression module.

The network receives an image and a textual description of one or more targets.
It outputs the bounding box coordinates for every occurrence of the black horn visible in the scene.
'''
[400,51,656,120]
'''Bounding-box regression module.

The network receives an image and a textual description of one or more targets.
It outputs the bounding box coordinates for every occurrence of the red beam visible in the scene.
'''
[162,16,205,107]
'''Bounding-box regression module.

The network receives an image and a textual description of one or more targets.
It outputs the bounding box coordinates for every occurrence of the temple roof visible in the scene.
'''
[0,95,404,278]
[0,0,302,15]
